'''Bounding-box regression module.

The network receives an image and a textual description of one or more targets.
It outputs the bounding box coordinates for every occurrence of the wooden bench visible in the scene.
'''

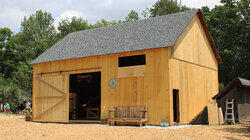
[108,106,148,127]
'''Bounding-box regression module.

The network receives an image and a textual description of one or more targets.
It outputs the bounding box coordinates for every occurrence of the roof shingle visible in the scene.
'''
[31,9,199,64]
[213,77,250,99]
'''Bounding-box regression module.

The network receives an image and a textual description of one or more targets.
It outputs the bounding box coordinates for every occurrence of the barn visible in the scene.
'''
[213,77,250,123]
[31,9,221,125]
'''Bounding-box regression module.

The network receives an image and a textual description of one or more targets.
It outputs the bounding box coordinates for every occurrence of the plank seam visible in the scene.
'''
[171,57,218,71]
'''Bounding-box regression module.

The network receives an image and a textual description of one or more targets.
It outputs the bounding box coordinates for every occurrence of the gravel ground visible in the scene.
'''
[0,114,249,140]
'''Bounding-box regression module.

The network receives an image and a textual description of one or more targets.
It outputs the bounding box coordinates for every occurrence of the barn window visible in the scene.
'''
[118,54,146,67]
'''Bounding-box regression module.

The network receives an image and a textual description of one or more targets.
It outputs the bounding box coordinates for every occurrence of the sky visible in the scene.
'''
[0,0,222,33]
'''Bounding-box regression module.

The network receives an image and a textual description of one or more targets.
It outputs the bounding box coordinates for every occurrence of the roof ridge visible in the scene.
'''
[71,9,199,35]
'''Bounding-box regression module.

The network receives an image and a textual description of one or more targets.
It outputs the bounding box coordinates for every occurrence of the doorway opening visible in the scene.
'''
[173,89,180,123]
[69,72,101,121]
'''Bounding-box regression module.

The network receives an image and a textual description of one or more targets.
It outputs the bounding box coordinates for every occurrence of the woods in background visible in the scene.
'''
[0,0,249,111]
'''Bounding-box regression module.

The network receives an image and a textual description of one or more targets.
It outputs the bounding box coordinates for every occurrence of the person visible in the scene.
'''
[17,103,25,115]
[3,103,6,113]
[5,102,10,113]
[25,101,31,112]
[0,103,3,112]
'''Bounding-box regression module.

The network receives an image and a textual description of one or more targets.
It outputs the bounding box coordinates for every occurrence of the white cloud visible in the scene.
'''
[0,0,221,33]
[180,0,222,9]
[104,0,113,7]
[0,0,71,32]
[0,8,26,32]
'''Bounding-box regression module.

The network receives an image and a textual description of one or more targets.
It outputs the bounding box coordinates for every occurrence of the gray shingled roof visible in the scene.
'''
[31,9,199,64]
[213,77,250,99]
[238,77,250,86]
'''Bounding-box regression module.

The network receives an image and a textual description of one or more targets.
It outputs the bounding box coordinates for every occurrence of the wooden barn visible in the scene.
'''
[213,77,250,123]
[31,9,222,125]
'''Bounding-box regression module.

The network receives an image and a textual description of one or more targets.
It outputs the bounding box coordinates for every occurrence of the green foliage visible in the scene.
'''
[21,10,56,43]
[0,28,15,78]
[12,62,33,93]
[0,76,25,111]
[0,28,13,44]
[201,0,250,85]
[90,10,140,28]
[125,10,140,22]
[58,17,90,38]
[20,10,58,60]
[141,8,151,19]
[25,109,32,118]
[149,0,191,17]
[90,19,122,28]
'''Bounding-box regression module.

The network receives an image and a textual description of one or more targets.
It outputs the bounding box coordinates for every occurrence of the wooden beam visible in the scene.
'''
[35,96,65,99]
[36,67,102,76]
[171,57,218,71]
[36,77,66,95]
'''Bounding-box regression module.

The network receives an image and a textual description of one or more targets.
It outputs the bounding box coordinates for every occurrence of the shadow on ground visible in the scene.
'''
[218,125,250,139]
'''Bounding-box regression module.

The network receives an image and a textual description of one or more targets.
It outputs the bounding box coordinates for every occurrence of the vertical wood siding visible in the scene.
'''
[169,15,219,124]
[33,73,69,122]
[33,47,170,125]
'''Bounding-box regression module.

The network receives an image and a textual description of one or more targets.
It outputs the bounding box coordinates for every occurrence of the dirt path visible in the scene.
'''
[0,114,249,140]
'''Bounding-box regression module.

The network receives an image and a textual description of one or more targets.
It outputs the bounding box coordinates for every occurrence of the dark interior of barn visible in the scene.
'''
[69,72,101,120]
[173,89,180,123]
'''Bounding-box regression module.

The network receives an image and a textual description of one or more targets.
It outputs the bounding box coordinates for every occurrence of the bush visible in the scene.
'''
[0,76,26,112]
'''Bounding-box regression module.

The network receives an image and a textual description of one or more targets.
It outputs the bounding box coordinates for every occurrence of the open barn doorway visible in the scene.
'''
[69,72,101,121]
[173,89,180,124]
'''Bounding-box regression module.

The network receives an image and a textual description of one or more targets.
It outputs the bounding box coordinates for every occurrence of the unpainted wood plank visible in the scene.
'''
[35,97,66,120]
[218,107,224,124]
[207,102,219,125]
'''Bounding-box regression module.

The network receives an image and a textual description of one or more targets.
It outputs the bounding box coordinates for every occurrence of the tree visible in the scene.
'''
[21,10,56,43]
[0,76,25,111]
[125,10,140,22]
[90,10,140,29]
[201,0,250,85]
[0,28,12,45]
[0,28,16,78]
[58,17,90,38]
[90,19,122,28]
[149,0,191,17]
[16,10,58,61]
[141,8,151,19]
[12,61,33,94]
